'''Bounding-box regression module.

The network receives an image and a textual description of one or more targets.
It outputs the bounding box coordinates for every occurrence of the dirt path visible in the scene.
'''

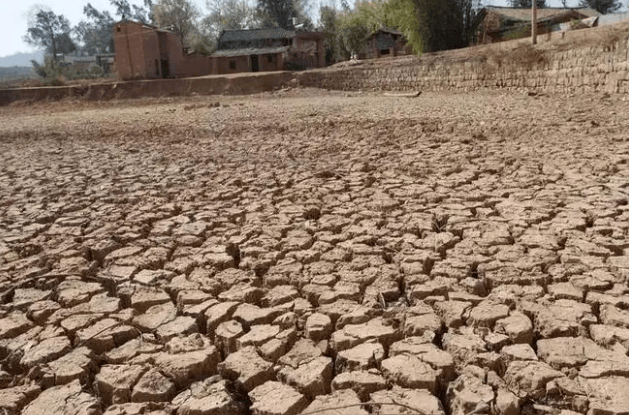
[1,89,629,415]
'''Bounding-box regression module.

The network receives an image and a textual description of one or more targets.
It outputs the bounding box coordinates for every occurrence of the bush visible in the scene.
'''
[31,56,108,85]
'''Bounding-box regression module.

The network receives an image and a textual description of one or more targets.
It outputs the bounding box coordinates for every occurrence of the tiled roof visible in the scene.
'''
[211,46,289,57]
[219,28,296,43]
[485,6,599,22]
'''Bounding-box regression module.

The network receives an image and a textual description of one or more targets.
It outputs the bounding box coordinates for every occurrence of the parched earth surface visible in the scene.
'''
[1,88,629,415]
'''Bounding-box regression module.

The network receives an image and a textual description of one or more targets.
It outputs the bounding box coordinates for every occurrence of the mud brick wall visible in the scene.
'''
[296,22,629,94]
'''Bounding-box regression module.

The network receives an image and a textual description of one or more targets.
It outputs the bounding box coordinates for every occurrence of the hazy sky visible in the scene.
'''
[1,0,590,58]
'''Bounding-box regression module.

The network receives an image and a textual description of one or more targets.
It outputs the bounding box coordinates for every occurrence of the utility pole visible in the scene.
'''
[532,0,537,45]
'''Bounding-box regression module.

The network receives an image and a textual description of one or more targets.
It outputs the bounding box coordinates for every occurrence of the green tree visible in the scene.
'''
[74,4,115,54]
[412,0,482,52]
[579,0,621,13]
[319,5,340,62]
[257,0,297,27]
[24,7,76,62]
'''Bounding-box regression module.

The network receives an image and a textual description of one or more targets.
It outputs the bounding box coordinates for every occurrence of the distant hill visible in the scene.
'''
[0,66,36,80]
[0,50,44,68]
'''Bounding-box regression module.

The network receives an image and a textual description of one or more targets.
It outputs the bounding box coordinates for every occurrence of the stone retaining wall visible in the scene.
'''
[296,21,629,94]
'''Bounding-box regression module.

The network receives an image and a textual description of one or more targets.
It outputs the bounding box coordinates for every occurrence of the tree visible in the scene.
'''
[257,0,297,27]
[74,1,153,55]
[411,0,482,52]
[579,0,621,13]
[508,0,546,8]
[153,0,200,44]
[24,7,76,62]
[319,5,340,62]
[74,3,115,54]
[203,0,261,38]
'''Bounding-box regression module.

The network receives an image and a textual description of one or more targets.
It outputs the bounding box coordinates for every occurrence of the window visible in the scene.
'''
[229,61,236,70]
[117,26,121,32]
[381,49,390,55]
[268,55,273,63]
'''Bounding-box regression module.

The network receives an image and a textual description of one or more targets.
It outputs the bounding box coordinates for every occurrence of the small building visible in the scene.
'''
[364,28,410,59]
[476,6,599,44]
[211,28,326,74]
[113,21,212,80]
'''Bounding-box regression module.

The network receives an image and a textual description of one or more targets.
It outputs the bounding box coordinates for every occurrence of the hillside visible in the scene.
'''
[0,66,36,80]
[0,50,44,67]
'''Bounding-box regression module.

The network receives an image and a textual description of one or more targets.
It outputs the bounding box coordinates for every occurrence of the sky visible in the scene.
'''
[0,0,597,58]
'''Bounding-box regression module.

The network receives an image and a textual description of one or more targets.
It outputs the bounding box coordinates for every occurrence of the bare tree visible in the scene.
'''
[203,0,261,38]
[153,0,200,43]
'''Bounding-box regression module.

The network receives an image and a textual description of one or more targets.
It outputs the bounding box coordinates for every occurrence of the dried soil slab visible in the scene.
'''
[131,368,175,403]
[583,376,629,415]
[504,361,565,398]
[446,374,494,415]
[600,304,629,328]
[96,364,147,405]
[155,334,219,389]
[330,317,400,353]
[132,302,177,332]
[74,318,138,353]
[590,324,629,351]
[0,312,33,340]
[237,324,280,348]
[20,335,71,367]
[103,402,171,415]
[215,320,244,356]
[0,384,40,415]
[277,355,333,397]
[494,311,534,344]
[218,346,274,392]
[46,346,95,385]
[389,337,455,380]
[205,301,240,335]
[466,301,510,328]
[302,389,368,415]
[371,386,445,415]
[331,370,387,401]
[21,379,100,415]
[249,381,307,415]
[173,378,247,415]
[381,354,439,393]
[56,279,106,307]
[105,335,164,364]
[525,300,595,338]
[305,313,333,341]
[537,337,626,369]
[335,341,385,373]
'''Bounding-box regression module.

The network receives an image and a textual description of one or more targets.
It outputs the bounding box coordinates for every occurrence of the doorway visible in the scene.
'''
[160,60,170,78]
[251,55,259,72]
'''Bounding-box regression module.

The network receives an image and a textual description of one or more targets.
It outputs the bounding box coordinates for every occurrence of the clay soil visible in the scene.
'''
[2,88,629,415]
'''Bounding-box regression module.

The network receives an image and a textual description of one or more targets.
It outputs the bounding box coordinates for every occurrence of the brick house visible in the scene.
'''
[476,6,599,44]
[113,21,212,80]
[364,28,410,59]
[211,28,326,74]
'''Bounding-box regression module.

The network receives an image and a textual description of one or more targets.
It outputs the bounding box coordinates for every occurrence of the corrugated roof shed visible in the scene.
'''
[219,28,296,43]
[211,46,289,57]
[485,6,599,22]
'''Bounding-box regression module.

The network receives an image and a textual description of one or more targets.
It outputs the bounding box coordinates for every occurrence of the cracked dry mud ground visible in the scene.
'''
[1,89,629,415]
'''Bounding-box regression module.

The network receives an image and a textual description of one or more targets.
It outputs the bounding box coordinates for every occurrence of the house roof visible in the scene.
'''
[219,28,296,43]
[365,28,403,40]
[484,6,599,22]
[211,46,290,58]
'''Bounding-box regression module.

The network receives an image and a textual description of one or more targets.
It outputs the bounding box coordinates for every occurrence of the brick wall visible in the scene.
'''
[296,21,629,94]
